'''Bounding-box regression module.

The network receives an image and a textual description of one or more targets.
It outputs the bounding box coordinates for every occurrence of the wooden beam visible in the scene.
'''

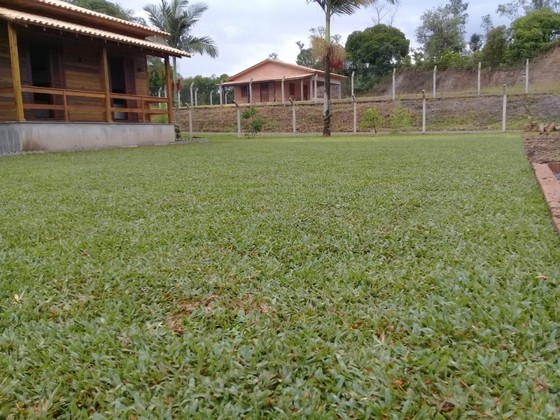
[164,56,173,123]
[100,46,112,122]
[7,22,24,122]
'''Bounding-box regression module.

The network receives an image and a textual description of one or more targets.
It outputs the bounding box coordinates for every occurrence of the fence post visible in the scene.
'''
[290,98,296,135]
[194,88,198,107]
[352,95,357,134]
[433,65,437,99]
[477,62,481,96]
[234,101,241,137]
[249,79,253,105]
[502,84,507,132]
[282,76,285,105]
[351,71,355,97]
[219,84,223,105]
[185,102,192,138]
[190,82,194,107]
[422,89,426,134]
[210,89,214,106]
[525,59,529,94]
[393,67,396,101]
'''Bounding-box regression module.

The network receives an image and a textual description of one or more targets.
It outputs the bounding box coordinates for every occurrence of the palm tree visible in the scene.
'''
[144,0,218,115]
[307,0,392,136]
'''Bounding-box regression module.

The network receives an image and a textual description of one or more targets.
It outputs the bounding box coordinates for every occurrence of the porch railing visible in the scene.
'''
[0,86,171,123]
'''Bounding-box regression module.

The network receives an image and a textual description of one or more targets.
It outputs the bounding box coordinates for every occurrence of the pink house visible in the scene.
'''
[223,58,346,104]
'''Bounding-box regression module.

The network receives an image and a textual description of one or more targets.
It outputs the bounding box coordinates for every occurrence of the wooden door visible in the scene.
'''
[260,82,269,102]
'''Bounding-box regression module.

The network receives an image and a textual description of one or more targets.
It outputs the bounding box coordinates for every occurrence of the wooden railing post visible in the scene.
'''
[63,91,69,121]
[101,47,112,122]
[7,22,24,122]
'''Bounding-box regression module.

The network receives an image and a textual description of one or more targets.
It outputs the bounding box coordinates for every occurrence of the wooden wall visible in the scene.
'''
[0,23,151,122]
[0,22,17,121]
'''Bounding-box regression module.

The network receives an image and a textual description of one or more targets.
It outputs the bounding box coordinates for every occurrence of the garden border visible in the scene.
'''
[532,163,560,234]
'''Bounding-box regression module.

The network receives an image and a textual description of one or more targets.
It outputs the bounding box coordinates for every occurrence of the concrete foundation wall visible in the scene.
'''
[0,123,175,155]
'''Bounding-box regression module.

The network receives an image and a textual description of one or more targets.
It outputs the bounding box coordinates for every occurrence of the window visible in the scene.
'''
[289,83,295,96]
[241,86,249,97]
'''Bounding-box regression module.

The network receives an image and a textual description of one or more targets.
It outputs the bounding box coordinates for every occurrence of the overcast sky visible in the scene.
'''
[118,0,507,78]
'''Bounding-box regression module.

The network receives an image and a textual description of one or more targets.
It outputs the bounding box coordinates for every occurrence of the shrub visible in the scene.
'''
[390,101,412,132]
[360,108,383,133]
[241,106,263,137]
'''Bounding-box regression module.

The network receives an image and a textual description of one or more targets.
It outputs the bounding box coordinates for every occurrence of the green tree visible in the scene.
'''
[480,25,509,66]
[415,0,469,61]
[497,0,560,20]
[65,0,146,23]
[345,24,409,92]
[180,74,228,106]
[468,33,483,52]
[307,0,392,136]
[296,40,323,69]
[147,57,167,96]
[509,8,560,59]
[143,0,218,116]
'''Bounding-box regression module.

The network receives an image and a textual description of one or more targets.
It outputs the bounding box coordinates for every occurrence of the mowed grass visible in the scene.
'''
[0,134,559,417]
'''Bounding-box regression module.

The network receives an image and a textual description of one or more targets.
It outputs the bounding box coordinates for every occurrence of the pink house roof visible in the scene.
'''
[223,58,346,85]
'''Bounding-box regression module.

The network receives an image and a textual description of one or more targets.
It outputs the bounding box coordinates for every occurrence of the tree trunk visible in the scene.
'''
[172,56,180,124]
[323,7,332,137]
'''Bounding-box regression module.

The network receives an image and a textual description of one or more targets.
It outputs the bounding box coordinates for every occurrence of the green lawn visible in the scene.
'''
[1,134,559,417]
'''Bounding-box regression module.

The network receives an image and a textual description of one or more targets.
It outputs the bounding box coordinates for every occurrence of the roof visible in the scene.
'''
[224,59,347,85]
[1,0,166,39]
[0,7,190,57]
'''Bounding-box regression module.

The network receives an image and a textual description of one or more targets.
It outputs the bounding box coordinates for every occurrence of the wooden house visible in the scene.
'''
[0,0,190,154]
[222,58,346,104]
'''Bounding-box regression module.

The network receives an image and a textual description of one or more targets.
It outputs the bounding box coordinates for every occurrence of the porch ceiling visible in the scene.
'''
[0,7,190,58]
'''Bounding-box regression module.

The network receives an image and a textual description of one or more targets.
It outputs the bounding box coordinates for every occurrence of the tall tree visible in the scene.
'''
[144,0,218,117]
[65,0,144,23]
[509,8,560,59]
[296,40,323,69]
[415,0,469,61]
[307,0,392,137]
[346,24,409,92]
[480,25,509,66]
[497,0,560,20]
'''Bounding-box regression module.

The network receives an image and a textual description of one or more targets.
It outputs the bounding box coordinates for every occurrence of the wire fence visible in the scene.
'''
[178,90,560,136]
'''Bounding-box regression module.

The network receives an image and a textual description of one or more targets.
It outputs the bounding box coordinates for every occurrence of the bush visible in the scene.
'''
[390,101,412,132]
[241,106,263,137]
[360,108,383,133]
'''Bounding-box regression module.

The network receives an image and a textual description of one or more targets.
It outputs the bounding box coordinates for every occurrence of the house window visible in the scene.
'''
[241,86,249,97]
[289,83,295,96]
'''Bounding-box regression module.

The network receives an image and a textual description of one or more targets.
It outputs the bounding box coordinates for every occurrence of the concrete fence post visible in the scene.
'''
[249,79,253,105]
[185,102,192,138]
[234,101,241,137]
[289,98,296,135]
[502,84,507,132]
[352,95,357,134]
[281,77,285,105]
[190,82,194,107]
[477,62,481,96]
[422,90,426,133]
[219,84,223,105]
[351,71,355,97]
[194,88,199,107]
[433,65,437,99]
[525,59,529,94]
[392,67,396,101]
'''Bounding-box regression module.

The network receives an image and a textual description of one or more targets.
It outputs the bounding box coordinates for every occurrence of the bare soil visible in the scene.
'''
[524,132,560,165]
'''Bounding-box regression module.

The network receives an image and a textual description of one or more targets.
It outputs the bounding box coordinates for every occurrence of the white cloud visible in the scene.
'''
[117,0,505,77]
